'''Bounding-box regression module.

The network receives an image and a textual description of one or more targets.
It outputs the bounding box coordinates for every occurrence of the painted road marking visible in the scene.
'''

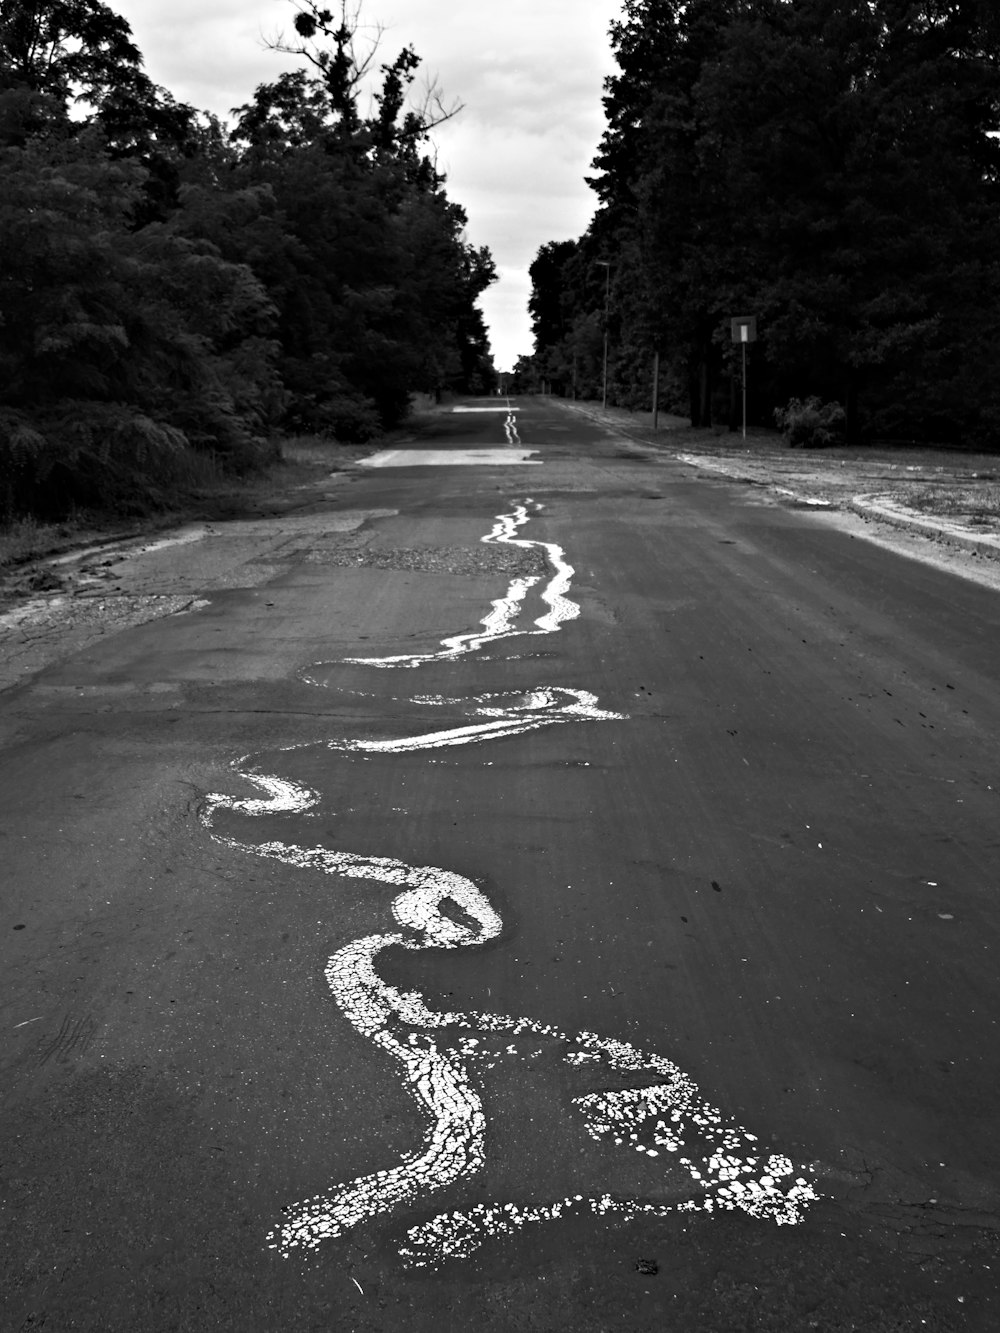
[321,501,575,673]
[360,448,540,467]
[201,505,820,1266]
[363,402,525,467]
[504,408,521,449]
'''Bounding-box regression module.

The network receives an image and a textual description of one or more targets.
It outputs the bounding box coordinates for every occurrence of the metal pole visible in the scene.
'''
[652,350,660,430]
[742,339,747,440]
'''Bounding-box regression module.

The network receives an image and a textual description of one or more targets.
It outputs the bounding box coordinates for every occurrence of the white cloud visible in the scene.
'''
[111,0,619,369]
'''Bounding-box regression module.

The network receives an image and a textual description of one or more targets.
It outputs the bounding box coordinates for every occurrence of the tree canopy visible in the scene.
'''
[528,0,1000,446]
[1,0,497,519]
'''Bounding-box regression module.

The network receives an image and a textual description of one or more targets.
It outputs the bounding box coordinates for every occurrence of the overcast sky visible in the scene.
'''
[111,1,620,371]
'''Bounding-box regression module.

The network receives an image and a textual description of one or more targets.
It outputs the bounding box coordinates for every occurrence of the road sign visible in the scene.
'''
[731,315,757,344]
[730,315,757,438]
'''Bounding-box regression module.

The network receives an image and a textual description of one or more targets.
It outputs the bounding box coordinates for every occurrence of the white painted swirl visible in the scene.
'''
[321,501,578,671]
[201,502,820,1267]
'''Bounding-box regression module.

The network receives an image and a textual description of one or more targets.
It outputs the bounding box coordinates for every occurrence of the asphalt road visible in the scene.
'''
[1,398,998,1330]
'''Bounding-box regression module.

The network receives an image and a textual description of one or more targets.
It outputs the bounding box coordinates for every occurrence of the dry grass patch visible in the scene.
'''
[906,480,1000,525]
[0,433,373,585]
[0,516,100,573]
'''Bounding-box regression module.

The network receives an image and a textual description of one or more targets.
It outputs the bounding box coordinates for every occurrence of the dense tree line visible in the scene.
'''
[0,0,496,519]
[528,0,1000,446]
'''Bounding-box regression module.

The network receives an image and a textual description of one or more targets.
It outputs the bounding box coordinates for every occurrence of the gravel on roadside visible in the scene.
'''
[555,399,1000,588]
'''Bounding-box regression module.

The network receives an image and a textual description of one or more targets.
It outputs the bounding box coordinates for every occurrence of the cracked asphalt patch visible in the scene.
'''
[0,593,205,695]
[0,509,397,694]
[297,543,547,578]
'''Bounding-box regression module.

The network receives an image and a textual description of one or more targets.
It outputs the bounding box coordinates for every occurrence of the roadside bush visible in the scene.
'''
[318,394,382,443]
[0,403,199,519]
[283,390,382,443]
[774,397,846,448]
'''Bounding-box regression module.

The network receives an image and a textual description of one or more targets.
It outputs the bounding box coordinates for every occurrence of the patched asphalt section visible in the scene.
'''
[297,543,548,578]
[0,510,399,694]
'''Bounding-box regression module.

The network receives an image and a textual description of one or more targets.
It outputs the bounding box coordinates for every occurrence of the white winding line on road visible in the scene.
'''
[305,501,578,674]
[200,503,820,1267]
[504,405,520,448]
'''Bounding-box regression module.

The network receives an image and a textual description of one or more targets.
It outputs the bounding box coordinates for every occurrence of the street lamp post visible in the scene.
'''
[597,261,611,409]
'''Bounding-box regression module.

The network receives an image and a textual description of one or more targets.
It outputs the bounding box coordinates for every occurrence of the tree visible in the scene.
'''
[0,0,499,521]
[0,0,202,222]
[534,0,1000,443]
[690,0,1000,438]
[0,0,141,107]
[529,240,579,354]
[587,0,740,423]
[269,1,461,150]
[228,0,496,430]
[0,122,280,516]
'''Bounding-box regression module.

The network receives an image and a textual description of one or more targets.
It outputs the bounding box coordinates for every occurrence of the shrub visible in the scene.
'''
[318,395,382,443]
[283,391,381,443]
[774,396,846,448]
[0,403,195,518]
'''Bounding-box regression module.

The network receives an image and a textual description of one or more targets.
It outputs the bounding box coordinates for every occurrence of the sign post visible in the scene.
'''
[730,316,757,439]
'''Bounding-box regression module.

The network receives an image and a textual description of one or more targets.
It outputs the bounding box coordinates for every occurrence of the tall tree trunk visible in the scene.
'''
[688,359,701,426]
[688,349,708,426]
[845,367,859,443]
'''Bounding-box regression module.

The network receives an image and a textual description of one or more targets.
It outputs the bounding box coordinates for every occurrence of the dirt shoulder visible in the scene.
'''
[0,439,377,605]
[0,438,382,695]
[555,398,1000,593]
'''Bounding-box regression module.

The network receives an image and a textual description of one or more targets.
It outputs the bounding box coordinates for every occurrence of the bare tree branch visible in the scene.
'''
[414,71,464,133]
[262,1,463,141]
[264,1,384,91]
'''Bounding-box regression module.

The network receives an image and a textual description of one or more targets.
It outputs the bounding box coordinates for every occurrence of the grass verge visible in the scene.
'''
[0,434,372,579]
[906,482,1000,524]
